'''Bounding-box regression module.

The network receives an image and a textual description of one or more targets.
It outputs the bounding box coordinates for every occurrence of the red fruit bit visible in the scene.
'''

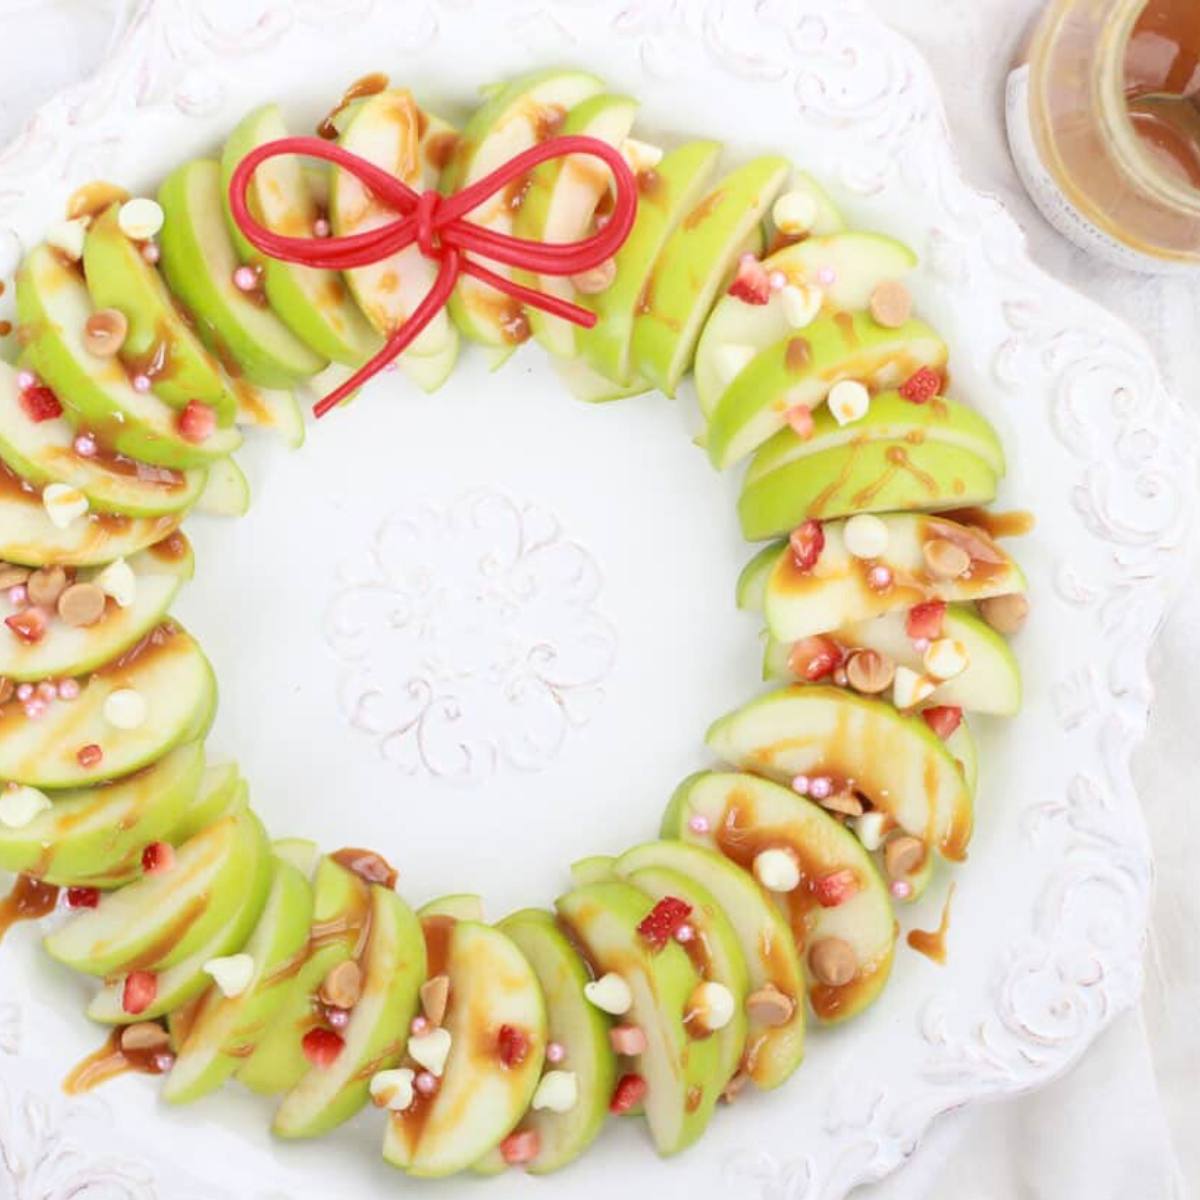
[787,634,844,682]
[610,1072,648,1114]
[301,1027,344,1068]
[66,886,101,909]
[497,1023,530,1069]
[727,254,771,305]
[19,385,62,423]
[499,1128,541,1166]
[177,400,216,444]
[899,367,942,404]
[5,609,47,645]
[923,705,963,740]
[785,403,814,439]
[122,971,158,1016]
[789,519,825,573]
[813,868,860,908]
[76,744,103,769]
[906,600,947,641]
[141,842,175,875]
[637,895,693,951]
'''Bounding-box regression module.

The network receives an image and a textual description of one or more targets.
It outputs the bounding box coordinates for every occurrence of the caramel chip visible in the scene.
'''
[570,258,617,295]
[922,538,970,580]
[0,563,30,590]
[27,565,68,608]
[57,582,107,628]
[83,308,129,357]
[319,959,363,1010]
[808,937,857,987]
[868,280,912,328]
[745,984,796,1028]
[120,1022,170,1052]
[883,835,926,880]
[845,649,895,695]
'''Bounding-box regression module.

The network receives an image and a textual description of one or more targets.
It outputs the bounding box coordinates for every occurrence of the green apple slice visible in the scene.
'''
[0,741,202,886]
[385,918,547,1177]
[576,140,722,387]
[16,245,243,470]
[234,383,305,447]
[416,893,484,921]
[164,854,315,1104]
[82,203,238,424]
[694,232,918,418]
[331,89,459,386]
[570,854,618,886]
[736,541,783,612]
[707,314,949,469]
[222,105,379,366]
[442,68,606,353]
[631,155,790,396]
[552,356,653,403]
[513,93,638,357]
[44,803,262,976]
[614,838,805,1090]
[274,884,425,1138]
[86,814,274,1024]
[194,456,250,517]
[0,538,193,682]
[706,686,973,863]
[555,881,721,1155]
[171,761,241,844]
[758,513,1027,641]
[0,624,215,789]
[763,605,1021,715]
[663,773,895,1024]
[474,908,616,1176]
[158,160,326,388]
[237,856,370,1095]
[0,363,206,518]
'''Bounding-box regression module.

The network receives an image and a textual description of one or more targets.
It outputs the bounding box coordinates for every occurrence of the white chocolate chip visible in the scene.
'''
[771,190,819,236]
[780,283,823,329]
[620,137,663,173]
[843,513,890,560]
[203,952,255,998]
[714,342,756,386]
[0,784,52,829]
[531,1069,579,1113]
[853,811,889,852]
[828,379,870,426]
[103,687,147,730]
[42,483,89,530]
[369,1067,415,1111]
[689,981,736,1032]
[923,637,970,681]
[117,197,165,241]
[583,971,633,1016]
[45,218,89,261]
[893,666,936,710]
[94,558,136,608]
[407,1026,452,1076]
[752,847,801,893]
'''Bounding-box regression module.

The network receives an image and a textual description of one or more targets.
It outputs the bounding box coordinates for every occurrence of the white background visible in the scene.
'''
[0,2,1194,1197]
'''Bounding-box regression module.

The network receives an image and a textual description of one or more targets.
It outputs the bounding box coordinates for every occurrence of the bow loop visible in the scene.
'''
[414,189,442,259]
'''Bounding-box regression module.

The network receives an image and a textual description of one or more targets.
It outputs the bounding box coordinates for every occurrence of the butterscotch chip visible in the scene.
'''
[869,280,912,328]
[721,1070,751,1103]
[57,582,107,627]
[808,937,857,987]
[120,1021,170,1052]
[883,834,926,879]
[820,790,864,817]
[0,677,13,705]
[845,649,895,695]
[570,258,617,294]
[83,308,129,357]
[922,538,970,580]
[0,564,30,590]
[319,959,363,1010]
[978,593,1029,635]
[27,565,68,608]
[420,973,450,1026]
[745,984,796,1027]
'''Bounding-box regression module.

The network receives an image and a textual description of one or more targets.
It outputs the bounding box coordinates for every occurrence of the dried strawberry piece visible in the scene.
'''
[637,896,693,951]
[497,1023,530,1068]
[812,868,860,908]
[5,609,47,645]
[789,519,825,573]
[899,367,942,404]
[19,385,62,423]
[141,842,175,875]
[76,744,103,768]
[177,400,216,444]
[123,971,158,1016]
[499,1129,540,1165]
[301,1027,344,1068]
[787,635,845,682]
[906,600,947,641]
[923,705,963,740]
[610,1072,648,1114]
[727,254,771,305]
[66,886,101,909]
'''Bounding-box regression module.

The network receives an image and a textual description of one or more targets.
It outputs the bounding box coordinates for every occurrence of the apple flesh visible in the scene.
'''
[171,760,242,845]
[232,382,305,448]
[416,893,485,921]
[631,155,791,397]
[194,456,250,518]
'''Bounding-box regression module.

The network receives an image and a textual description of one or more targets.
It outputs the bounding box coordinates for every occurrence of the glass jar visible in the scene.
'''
[1006,0,1200,272]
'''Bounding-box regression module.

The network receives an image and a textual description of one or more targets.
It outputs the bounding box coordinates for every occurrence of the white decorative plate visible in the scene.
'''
[0,2,1193,1198]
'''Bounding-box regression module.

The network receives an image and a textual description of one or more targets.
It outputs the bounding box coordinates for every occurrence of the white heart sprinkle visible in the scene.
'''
[103,688,147,730]
[771,190,819,236]
[583,972,633,1016]
[407,1026,451,1076]
[0,785,52,829]
[843,513,890,560]
[752,847,800,893]
[893,666,936,710]
[118,197,165,241]
[780,283,822,329]
[689,981,736,1032]
[94,558,136,608]
[531,1069,578,1113]
[203,952,255,998]
[924,637,970,681]
[370,1067,415,1111]
[828,379,870,426]
[42,483,89,530]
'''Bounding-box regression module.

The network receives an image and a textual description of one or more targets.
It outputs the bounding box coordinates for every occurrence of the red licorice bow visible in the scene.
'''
[228,135,639,418]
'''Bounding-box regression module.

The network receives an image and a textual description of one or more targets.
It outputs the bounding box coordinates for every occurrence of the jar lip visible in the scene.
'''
[1097,0,1200,216]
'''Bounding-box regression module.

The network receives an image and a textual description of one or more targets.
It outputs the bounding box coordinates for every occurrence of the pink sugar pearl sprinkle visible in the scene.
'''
[74,434,97,458]
[8,585,27,606]
[132,374,152,393]
[890,880,913,900]
[233,265,259,292]
[410,1016,429,1036]
[687,814,709,835]
[15,683,33,702]
[809,776,833,800]
[868,565,893,590]
[545,1041,566,1064]
[791,774,810,796]
[313,218,331,237]
[141,242,160,264]
[817,266,837,286]
[415,1071,438,1095]
[58,678,80,701]
[16,370,37,391]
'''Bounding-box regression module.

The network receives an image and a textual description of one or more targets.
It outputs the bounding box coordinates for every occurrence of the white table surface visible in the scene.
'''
[0,2,1194,1197]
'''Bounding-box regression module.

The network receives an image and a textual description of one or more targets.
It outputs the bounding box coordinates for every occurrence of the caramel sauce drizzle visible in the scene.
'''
[66,181,130,222]
[0,874,60,945]
[907,883,956,965]
[63,1028,169,1095]
[317,71,390,140]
